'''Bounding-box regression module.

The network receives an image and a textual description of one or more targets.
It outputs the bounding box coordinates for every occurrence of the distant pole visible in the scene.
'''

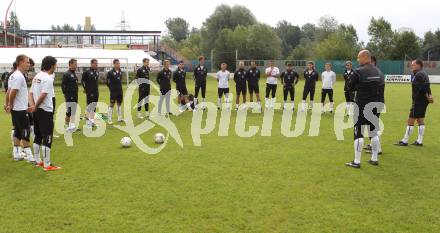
[4,0,14,46]
[235,49,238,62]
[210,49,214,72]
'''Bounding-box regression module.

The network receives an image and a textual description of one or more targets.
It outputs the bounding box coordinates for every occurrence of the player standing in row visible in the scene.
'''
[301,62,319,112]
[62,59,79,132]
[157,60,172,116]
[5,55,34,162]
[106,59,125,124]
[234,61,247,110]
[5,62,18,158]
[136,58,151,119]
[321,63,336,113]
[173,61,188,112]
[2,68,12,92]
[194,56,208,110]
[216,63,231,110]
[395,59,434,147]
[265,60,280,109]
[346,50,384,168]
[280,63,299,111]
[343,61,355,115]
[81,59,99,128]
[29,56,61,171]
[246,61,261,110]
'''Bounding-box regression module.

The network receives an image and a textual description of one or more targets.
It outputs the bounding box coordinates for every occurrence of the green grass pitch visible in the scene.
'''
[0,75,439,232]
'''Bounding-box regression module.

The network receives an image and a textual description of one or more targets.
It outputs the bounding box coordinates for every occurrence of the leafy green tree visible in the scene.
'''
[366,17,394,59]
[390,31,421,60]
[421,30,440,60]
[246,23,282,60]
[275,20,302,58]
[165,17,189,42]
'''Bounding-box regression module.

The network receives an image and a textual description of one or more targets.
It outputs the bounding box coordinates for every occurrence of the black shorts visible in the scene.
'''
[65,94,78,117]
[354,103,380,139]
[218,88,229,98]
[409,101,429,118]
[86,93,99,105]
[34,108,54,137]
[177,87,188,96]
[11,110,30,140]
[110,90,123,103]
[248,83,259,94]
[236,84,247,96]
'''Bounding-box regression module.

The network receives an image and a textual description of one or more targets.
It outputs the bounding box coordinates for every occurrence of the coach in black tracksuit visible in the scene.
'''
[343,62,355,104]
[246,62,261,101]
[302,62,319,108]
[346,50,384,168]
[234,63,247,108]
[62,59,79,126]
[136,58,151,115]
[193,56,208,108]
[106,66,123,104]
[281,64,299,105]
[173,61,188,95]
[81,59,99,118]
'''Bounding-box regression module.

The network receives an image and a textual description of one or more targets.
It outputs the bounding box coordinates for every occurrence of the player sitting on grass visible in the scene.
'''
[106,59,125,124]
[395,59,434,147]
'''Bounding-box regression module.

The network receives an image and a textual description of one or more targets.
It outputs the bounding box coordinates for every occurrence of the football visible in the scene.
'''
[120,137,132,148]
[154,133,165,144]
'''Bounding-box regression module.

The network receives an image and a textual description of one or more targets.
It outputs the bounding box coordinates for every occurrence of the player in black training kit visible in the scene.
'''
[343,61,355,115]
[173,61,188,112]
[246,61,262,110]
[395,59,434,147]
[136,58,151,119]
[234,61,247,111]
[157,60,172,116]
[301,61,319,111]
[281,63,299,111]
[81,59,99,128]
[193,56,208,110]
[346,50,384,169]
[106,59,124,124]
[62,59,79,132]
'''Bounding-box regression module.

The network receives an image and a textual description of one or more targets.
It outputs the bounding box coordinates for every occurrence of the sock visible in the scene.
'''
[13,146,21,158]
[23,147,33,161]
[354,138,364,164]
[417,125,425,144]
[371,136,379,162]
[310,100,314,108]
[42,146,51,168]
[402,125,414,143]
[236,104,239,109]
[117,106,122,119]
[218,98,222,108]
[108,107,113,120]
[194,98,198,107]
[33,143,41,163]
[377,136,382,153]
[330,102,334,110]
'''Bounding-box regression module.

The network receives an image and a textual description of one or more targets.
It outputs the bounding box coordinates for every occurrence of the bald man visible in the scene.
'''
[346,50,384,168]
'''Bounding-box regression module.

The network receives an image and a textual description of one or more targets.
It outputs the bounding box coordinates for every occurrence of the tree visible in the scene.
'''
[287,38,315,60]
[301,23,316,42]
[275,20,302,58]
[200,4,256,56]
[390,31,421,60]
[421,30,440,60]
[246,23,282,60]
[8,11,20,32]
[315,15,338,42]
[165,17,189,42]
[366,17,394,59]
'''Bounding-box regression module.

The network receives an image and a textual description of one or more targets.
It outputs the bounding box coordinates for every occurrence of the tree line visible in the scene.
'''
[163,4,440,69]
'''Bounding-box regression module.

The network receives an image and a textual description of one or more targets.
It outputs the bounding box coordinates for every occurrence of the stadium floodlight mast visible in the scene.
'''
[3,0,14,46]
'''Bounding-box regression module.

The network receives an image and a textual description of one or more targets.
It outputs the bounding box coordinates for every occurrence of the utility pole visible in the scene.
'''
[4,0,15,46]
[210,49,214,72]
